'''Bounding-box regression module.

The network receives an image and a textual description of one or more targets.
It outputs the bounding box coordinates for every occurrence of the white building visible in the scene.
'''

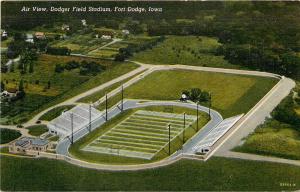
[122,29,130,35]
[25,34,34,43]
[101,35,112,40]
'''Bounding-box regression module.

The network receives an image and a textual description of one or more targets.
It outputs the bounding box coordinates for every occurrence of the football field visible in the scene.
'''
[83,110,197,159]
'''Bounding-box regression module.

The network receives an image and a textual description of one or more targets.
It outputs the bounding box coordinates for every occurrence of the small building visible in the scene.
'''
[25,34,34,43]
[101,35,112,40]
[61,24,70,31]
[180,93,188,102]
[81,19,87,26]
[1,88,18,98]
[122,29,130,35]
[9,137,50,154]
[35,32,45,39]
[1,30,8,37]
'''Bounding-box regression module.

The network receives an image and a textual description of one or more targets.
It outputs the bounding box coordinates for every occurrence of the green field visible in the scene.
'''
[1,155,299,191]
[50,33,111,54]
[133,36,240,69]
[39,105,75,121]
[235,120,300,160]
[70,106,209,164]
[0,54,138,124]
[26,125,48,136]
[78,70,146,103]
[0,128,21,144]
[100,70,278,118]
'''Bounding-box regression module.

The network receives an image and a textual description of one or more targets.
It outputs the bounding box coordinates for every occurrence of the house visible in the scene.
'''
[1,30,8,37]
[1,88,18,98]
[101,35,112,40]
[122,29,130,35]
[9,137,51,154]
[61,24,70,31]
[35,32,45,39]
[25,34,34,43]
[81,19,87,26]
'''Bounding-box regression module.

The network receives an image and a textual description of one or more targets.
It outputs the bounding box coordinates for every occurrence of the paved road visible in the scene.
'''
[214,77,295,156]
[56,99,223,157]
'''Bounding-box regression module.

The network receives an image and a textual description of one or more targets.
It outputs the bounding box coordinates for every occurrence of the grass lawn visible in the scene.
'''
[49,135,59,142]
[100,70,278,118]
[39,105,75,121]
[69,106,209,165]
[0,54,138,124]
[133,36,240,69]
[0,128,21,144]
[26,125,48,136]
[78,70,146,103]
[1,155,299,191]
[234,120,300,160]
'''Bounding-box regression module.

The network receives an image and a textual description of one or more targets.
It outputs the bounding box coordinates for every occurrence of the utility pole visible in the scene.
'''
[121,85,124,111]
[70,113,74,144]
[209,92,211,117]
[168,124,171,155]
[89,103,92,132]
[183,113,186,145]
[105,93,108,121]
[197,103,199,131]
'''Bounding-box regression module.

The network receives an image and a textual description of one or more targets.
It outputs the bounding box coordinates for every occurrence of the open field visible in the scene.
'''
[133,36,240,69]
[39,105,75,121]
[26,125,48,136]
[50,33,111,54]
[0,128,21,144]
[0,54,138,124]
[78,70,146,103]
[235,120,300,160]
[70,106,209,164]
[1,155,299,191]
[99,70,278,118]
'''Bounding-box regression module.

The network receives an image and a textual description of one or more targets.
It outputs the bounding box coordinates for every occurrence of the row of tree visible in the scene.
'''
[55,60,106,76]
[182,88,211,103]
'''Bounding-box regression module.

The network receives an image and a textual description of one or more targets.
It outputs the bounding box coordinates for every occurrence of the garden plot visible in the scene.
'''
[83,110,197,159]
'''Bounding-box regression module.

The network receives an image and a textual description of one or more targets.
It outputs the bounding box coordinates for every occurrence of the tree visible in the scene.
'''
[190,88,202,102]
[47,81,51,89]
[18,79,24,92]
[55,64,64,73]
[29,62,34,73]
[1,81,5,92]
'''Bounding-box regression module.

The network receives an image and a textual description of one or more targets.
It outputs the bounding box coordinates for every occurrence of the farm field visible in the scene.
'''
[50,33,111,54]
[0,54,138,124]
[70,105,209,164]
[234,120,300,160]
[99,70,278,118]
[1,155,300,191]
[0,128,21,144]
[133,36,240,69]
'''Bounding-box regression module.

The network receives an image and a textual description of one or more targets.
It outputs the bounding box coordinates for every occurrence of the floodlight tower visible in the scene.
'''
[121,85,124,111]
[89,102,92,132]
[70,112,74,144]
[196,103,199,131]
[105,93,108,121]
[168,124,171,155]
[209,92,212,117]
[183,112,186,145]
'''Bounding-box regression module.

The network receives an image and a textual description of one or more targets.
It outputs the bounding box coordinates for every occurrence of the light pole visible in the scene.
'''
[183,112,186,145]
[89,103,92,132]
[70,112,74,144]
[121,85,124,111]
[197,103,199,131]
[105,93,108,121]
[209,92,212,117]
[168,124,171,155]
